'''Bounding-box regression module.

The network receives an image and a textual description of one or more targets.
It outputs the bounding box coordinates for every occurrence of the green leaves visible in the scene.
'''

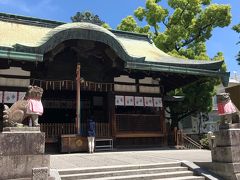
[198,4,231,28]
[102,23,111,29]
[116,0,232,125]
[117,16,150,34]
[117,16,137,32]
[134,7,145,21]
[233,23,240,65]
[233,24,240,33]
[134,0,168,35]
[118,0,231,62]
[201,0,211,6]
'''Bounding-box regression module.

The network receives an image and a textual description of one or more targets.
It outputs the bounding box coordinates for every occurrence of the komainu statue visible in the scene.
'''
[217,92,240,125]
[3,85,44,127]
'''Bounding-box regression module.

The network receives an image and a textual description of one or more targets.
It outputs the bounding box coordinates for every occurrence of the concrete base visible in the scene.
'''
[0,131,45,155]
[32,167,49,180]
[0,155,49,180]
[211,125,240,180]
[219,123,240,130]
[207,162,240,180]
[215,128,240,146]
[0,127,50,180]
[212,146,240,163]
[3,127,40,132]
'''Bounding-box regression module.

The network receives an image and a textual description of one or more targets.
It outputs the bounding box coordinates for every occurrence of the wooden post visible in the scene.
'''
[108,92,115,138]
[76,63,81,134]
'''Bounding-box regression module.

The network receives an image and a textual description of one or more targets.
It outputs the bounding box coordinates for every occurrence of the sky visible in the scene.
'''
[0,0,239,78]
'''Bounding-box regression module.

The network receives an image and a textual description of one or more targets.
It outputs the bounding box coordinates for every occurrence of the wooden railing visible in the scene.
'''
[40,123,76,141]
[40,123,76,142]
[40,122,111,142]
[96,122,111,137]
[174,128,202,149]
[183,134,203,149]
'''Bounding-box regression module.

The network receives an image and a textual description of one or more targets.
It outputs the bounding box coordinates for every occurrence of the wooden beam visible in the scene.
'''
[115,132,164,138]
[76,63,81,134]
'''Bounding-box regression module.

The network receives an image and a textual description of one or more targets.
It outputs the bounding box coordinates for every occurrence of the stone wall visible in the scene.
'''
[0,127,50,180]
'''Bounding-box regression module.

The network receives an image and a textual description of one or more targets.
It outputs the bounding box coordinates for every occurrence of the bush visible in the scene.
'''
[200,134,209,149]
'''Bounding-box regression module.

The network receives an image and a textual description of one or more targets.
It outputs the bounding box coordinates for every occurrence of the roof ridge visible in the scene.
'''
[0,12,152,40]
[0,12,65,28]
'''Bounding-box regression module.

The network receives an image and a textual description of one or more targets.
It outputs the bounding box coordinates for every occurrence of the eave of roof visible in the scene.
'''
[125,61,230,87]
[0,49,43,62]
[8,22,223,69]
[0,12,64,28]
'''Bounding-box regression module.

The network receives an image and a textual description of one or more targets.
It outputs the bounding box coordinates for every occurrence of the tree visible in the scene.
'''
[117,16,150,34]
[71,11,111,29]
[233,23,240,65]
[117,0,231,129]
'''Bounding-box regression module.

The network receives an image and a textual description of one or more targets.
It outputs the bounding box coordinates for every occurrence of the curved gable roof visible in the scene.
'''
[0,14,229,86]
[13,22,144,63]
[11,22,223,70]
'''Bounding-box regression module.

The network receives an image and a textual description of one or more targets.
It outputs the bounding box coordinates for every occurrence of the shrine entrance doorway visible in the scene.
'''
[34,39,120,142]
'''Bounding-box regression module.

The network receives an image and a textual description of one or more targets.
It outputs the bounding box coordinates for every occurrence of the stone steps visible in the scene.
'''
[59,162,181,175]
[153,176,205,180]
[58,162,205,180]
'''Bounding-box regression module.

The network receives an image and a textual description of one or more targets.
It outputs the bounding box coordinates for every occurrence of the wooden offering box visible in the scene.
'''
[61,134,88,153]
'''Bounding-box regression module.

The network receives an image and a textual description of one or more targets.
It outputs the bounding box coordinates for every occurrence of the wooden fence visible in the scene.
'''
[40,122,111,142]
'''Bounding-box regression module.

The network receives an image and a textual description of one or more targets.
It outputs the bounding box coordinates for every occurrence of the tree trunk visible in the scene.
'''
[170,117,179,130]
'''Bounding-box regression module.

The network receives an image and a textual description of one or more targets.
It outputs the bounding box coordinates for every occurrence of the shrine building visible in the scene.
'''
[0,13,229,150]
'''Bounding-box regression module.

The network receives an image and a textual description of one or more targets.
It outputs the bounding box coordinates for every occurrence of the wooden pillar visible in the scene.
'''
[76,63,81,134]
[161,106,168,146]
[136,79,140,93]
[108,92,115,138]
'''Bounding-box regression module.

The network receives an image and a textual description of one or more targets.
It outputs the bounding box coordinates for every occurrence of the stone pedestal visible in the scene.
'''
[0,127,50,180]
[211,124,240,180]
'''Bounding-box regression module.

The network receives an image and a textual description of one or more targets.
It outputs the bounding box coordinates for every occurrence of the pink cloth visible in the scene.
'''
[27,99,43,115]
[217,100,237,115]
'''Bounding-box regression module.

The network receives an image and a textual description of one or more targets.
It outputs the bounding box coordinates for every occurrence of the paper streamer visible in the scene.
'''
[134,96,144,106]
[125,96,134,106]
[115,95,124,106]
[153,97,163,107]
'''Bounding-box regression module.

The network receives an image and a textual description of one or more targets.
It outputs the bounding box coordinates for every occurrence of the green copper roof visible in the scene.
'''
[126,61,229,87]
[11,22,223,70]
[0,49,43,62]
[0,12,64,28]
[13,22,144,63]
[0,13,229,86]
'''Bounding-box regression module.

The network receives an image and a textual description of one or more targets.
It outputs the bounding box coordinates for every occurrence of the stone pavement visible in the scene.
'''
[50,149,212,169]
